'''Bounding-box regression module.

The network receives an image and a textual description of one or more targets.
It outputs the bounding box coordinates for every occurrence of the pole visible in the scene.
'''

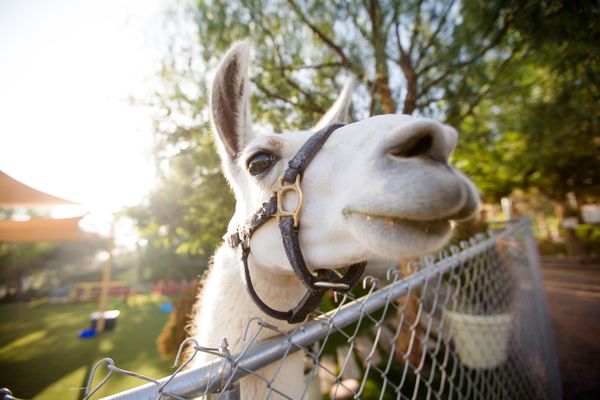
[97,220,115,333]
[522,217,563,399]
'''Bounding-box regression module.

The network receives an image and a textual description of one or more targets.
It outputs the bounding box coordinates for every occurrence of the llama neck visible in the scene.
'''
[192,244,306,358]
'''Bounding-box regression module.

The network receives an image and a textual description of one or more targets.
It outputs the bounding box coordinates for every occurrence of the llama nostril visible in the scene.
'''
[389,133,434,160]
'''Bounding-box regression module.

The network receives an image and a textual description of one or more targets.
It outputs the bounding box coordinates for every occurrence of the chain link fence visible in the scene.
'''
[75,217,560,399]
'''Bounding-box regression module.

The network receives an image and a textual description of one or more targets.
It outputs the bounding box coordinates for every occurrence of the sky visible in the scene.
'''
[0,0,173,214]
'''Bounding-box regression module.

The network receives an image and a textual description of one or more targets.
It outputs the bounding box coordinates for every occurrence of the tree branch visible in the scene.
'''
[421,46,521,119]
[286,0,363,79]
[415,0,457,67]
[283,75,327,114]
[251,78,299,108]
[417,43,521,118]
[285,62,345,71]
[344,1,370,41]
[392,5,409,62]
[367,0,395,114]
[458,48,521,120]
[418,4,523,97]
[415,94,446,109]
[257,15,334,115]
[458,85,493,120]
[408,0,424,57]
[268,36,327,114]
[391,5,418,114]
[417,1,524,76]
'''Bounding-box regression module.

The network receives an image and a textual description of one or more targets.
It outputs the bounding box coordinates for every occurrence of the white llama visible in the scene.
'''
[190,41,479,398]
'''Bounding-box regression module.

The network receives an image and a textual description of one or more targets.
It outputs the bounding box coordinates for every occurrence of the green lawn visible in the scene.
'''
[0,295,172,399]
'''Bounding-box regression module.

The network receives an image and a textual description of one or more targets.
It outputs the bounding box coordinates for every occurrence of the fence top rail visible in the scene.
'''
[98,218,530,400]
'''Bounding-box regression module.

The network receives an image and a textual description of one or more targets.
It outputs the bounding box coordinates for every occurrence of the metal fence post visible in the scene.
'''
[215,338,240,400]
[522,216,563,400]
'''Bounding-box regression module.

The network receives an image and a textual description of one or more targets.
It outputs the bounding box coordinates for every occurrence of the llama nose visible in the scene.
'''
[386,120,456,164]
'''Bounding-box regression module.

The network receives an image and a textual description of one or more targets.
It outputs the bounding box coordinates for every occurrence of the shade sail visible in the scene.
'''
[0,216,95,243]
[0,170,79,206]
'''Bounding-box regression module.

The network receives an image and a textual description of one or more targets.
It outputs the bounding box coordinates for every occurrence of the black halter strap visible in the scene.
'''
[228,124,366,323]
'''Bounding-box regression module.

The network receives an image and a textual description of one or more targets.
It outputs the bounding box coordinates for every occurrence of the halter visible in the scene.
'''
[227,123,366,323]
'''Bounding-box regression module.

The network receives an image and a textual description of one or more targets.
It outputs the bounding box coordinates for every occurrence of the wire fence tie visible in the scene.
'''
[84,358,115,400]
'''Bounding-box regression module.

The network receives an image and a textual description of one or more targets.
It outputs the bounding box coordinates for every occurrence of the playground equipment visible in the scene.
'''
[69,281,131,303]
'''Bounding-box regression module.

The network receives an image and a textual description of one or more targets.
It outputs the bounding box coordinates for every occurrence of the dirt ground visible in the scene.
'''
[541,264,600,400]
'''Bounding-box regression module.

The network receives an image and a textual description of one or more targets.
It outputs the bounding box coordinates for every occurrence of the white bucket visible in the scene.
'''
[446,311,512,369]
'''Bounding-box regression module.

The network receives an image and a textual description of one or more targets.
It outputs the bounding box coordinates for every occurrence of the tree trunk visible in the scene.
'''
[536,212,552,240]
[14,268,23,302]
[398,48,418,115]
[371,72,395,115]
[368,0,395,116]
[555,201,585,257]
[394,259,423,366]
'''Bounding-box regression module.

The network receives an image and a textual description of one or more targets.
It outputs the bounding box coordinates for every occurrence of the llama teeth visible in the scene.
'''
[366,215,371,221]
[383,218,395,227]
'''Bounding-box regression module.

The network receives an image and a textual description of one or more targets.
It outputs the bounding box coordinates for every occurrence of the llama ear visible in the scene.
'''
[211,41,254,160]
[313,78,354,131]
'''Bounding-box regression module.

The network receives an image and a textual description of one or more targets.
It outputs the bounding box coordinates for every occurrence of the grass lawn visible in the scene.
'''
[0,295,172,399]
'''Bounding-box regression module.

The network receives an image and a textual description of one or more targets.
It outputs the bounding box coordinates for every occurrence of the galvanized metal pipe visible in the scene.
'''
[101,221,526,400]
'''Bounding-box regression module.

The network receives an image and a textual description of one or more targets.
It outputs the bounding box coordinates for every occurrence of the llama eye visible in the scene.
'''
[247,152,277,176]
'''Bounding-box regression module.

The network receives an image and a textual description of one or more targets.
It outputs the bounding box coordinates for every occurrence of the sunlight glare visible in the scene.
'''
[0,0,170,213]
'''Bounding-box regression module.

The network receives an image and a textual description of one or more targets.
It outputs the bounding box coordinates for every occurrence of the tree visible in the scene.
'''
[131,0,530,260]
[0,242,53,300]
[454,0,600,204]
[127,28,236,276]
[132,0,599,261]
[195,0,525,121]
[515,0,599,203]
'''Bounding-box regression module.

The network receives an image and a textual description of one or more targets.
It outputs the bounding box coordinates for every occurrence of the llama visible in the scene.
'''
[189,41,479,398]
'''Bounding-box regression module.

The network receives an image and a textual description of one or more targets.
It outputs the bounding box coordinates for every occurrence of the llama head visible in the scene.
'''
[211,41,479,275]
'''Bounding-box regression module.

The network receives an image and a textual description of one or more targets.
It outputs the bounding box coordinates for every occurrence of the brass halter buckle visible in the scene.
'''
[274,175,304,228]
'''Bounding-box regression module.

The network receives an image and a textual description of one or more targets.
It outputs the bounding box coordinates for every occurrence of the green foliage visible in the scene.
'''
[0,239,106,302]
[0,242,54,294]
[0,206,107,297]
[132,0,599,267]
[450,217,490,245]
[193,0,524,118]
[0,208,53,292]
[537,238,568,256]
[575,224,600,256]
[454,1,600,202]
[131,0,532,264]
[0,242,54,278]
[127,34,236,275]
